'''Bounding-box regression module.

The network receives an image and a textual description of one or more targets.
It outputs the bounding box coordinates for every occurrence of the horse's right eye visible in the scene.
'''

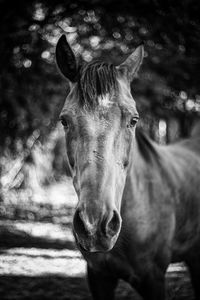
[60,118,70,128]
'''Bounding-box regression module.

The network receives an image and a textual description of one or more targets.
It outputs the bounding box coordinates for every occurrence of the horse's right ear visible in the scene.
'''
[56,35,77,82]
[117,44,144,82]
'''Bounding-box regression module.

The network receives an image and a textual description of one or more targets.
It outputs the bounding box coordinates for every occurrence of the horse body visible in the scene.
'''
[167,139,200,259]
[80,133,200,299]
[55,35,200,299]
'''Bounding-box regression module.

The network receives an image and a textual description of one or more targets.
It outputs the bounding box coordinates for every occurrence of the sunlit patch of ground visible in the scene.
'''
[0,248,85,277]
[0,180,195,299]
[4,221,74,242]
[0,221,83,277]
[0,220,195,299]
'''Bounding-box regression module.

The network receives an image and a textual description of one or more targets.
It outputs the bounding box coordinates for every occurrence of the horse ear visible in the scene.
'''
[117,45,144,81]
[56,35,78,82]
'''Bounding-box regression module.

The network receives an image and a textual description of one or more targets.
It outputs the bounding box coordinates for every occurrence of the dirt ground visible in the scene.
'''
[0,180,195,299]
[0,221,195,300]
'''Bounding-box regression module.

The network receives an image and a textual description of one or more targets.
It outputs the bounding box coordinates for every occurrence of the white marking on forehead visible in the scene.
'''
[98,93,113,108]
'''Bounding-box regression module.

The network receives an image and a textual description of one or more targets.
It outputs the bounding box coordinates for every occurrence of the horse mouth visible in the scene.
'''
[75,234,119,253]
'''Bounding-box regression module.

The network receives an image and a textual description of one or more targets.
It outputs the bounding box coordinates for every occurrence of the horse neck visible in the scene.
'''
[129,134,155,180]
[121,134,164,211]
[128,141,148,185]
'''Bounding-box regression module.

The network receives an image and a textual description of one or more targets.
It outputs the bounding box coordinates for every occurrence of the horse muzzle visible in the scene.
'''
[73,207,122,252]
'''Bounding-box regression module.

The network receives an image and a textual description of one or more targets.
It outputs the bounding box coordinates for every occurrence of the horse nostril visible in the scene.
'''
[73,209,88,238]
[106,210,121,237]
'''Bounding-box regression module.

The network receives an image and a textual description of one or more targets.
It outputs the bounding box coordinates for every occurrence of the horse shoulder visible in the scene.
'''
[164,141,200,257]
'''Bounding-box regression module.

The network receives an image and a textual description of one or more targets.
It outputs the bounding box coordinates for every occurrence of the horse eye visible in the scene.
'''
[128,117,138,128]
[60,118,70,128]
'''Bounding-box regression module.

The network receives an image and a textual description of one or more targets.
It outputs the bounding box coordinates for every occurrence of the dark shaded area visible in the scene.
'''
[0,272,195,300]
[0,275,91,300]
[0,224,75,250]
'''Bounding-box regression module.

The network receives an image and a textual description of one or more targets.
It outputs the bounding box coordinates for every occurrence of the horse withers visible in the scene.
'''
[56,35,200,300]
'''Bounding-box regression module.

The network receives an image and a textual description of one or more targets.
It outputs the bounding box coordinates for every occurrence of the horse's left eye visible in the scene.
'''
[60,118,70,128]
[128,117,138,128]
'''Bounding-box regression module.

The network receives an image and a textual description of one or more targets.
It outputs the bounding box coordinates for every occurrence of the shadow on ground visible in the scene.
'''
[0,275,144,300]
[0,223,75,250]
[0,275,91,300]
[0,222,195,300]
[0,274,195,300]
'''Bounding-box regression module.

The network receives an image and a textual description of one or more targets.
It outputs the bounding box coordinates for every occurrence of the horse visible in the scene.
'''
[55,35,200,300]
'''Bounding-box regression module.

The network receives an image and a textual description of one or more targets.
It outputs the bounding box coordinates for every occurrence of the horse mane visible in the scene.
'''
[78,61,117,108]
[135,128,160,163]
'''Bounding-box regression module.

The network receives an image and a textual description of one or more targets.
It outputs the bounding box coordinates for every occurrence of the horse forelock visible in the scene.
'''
[77,61,118,108]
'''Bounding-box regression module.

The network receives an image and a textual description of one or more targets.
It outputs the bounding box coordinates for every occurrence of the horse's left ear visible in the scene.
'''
[56,34,78,82]
[117,45,144,81]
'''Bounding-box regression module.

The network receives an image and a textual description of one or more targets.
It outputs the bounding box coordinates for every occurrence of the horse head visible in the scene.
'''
[56,35,144,252]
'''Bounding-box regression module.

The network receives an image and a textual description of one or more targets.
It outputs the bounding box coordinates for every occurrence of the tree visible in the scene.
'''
[0,0,200,155]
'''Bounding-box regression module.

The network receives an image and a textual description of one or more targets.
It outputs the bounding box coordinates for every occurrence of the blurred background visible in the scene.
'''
[0,0,199,299]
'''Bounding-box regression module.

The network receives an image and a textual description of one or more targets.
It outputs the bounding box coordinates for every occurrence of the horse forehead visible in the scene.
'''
[61,93,114,116]
[78,108,121,134]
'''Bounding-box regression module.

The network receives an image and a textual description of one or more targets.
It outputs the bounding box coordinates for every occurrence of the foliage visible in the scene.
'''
[1,0,200,155]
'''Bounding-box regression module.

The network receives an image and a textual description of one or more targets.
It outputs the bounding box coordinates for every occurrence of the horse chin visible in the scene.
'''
[77,235,118,253]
